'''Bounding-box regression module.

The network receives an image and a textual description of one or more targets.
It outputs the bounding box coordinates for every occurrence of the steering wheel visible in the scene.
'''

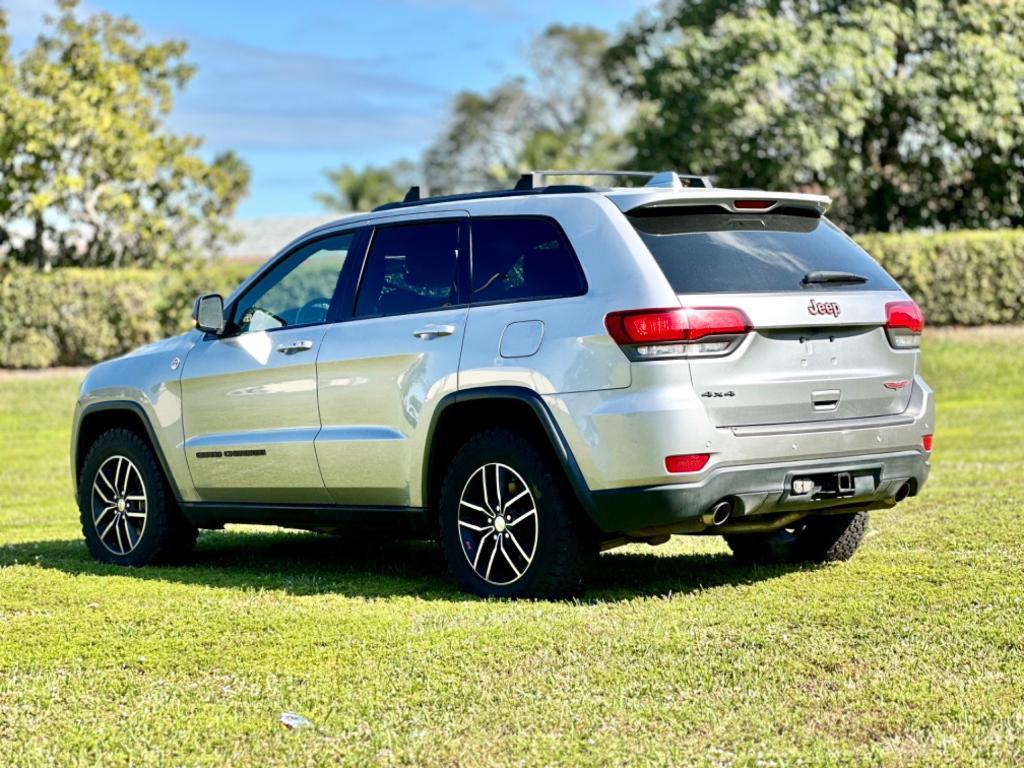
[296,297,331,326]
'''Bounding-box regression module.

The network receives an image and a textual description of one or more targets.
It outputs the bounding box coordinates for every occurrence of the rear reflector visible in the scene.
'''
[922,434,933,452]
[665,453,710,473]
[734,200,774,210]
[884,300,924,349]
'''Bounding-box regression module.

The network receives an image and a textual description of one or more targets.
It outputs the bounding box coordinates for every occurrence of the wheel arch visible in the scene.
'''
[74,402,183,504]
[422,386,597,528]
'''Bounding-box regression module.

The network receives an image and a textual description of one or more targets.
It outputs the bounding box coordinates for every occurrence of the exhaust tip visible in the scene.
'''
[704,499,734,527]
[893,481,914,503]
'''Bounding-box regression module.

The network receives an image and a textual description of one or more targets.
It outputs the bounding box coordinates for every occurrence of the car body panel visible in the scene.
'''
[315,306,467,507]
[72,332,198,501]
[72,185,933,539]
[178,326,332,503]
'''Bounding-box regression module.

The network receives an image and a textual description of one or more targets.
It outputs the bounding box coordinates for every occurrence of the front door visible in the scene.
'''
[180,231,361,503]
[315,216,468,507]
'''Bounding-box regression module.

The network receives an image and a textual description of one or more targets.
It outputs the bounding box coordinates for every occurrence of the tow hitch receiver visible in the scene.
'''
[791,470,870,500]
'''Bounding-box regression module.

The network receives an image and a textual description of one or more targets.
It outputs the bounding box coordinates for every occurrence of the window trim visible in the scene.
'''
[216,227,369,338]
[467,215,588,308]
[350,218,471,321]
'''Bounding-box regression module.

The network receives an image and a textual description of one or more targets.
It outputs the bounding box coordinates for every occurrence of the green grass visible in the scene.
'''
[1,330,1022,767]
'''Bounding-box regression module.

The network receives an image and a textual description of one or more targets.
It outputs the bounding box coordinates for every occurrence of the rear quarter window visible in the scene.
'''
[470,217,586,304]
[628,206,899,293]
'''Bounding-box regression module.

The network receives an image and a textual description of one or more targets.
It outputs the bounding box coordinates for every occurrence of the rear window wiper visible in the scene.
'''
[802,270,868,285]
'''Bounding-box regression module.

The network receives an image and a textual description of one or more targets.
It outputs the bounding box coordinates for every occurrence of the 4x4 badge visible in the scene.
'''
[808,299,841,317]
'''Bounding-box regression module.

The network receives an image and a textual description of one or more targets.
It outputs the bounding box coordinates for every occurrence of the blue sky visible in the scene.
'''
[5,0,653,217]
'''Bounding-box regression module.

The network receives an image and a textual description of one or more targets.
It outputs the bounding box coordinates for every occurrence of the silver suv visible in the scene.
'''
[71,170,933,598]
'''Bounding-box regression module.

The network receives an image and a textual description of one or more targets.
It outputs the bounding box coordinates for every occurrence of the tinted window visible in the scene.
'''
[471,217,585,303]
[355,221,462,318]
[628,207,899,293]
[232,233,353,333]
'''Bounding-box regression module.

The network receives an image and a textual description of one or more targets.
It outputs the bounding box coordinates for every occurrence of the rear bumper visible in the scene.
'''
[589,449,930,535]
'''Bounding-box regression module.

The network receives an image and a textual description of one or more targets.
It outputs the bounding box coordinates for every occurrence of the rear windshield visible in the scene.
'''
[628,206,899,293]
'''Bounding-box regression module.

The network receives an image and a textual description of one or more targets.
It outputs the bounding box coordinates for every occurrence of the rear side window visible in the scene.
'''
[628,206,899,293]
[355,220,462,318]
[470,217,586,304]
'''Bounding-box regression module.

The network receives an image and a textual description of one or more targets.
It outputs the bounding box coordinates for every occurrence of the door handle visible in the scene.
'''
[412,324,456,340]
[276,339,314,354]
[811,389,841,410]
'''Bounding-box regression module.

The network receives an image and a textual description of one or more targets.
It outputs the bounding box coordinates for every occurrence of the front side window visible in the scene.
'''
[355,220,462,318]
[232,232,354,333]
[470,217,585,304]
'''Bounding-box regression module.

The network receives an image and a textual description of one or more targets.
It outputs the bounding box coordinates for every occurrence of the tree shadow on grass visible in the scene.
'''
[0,528,804,603]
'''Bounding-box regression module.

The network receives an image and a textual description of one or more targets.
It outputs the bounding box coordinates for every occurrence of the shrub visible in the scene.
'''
[1,229,1022,369]
[0,263,253,369]
[857,230,1024,326]
[156,261,252,335]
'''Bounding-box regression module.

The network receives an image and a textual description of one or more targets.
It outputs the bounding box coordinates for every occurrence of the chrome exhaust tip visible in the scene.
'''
[894,482,912,503]
[703,499,734,527]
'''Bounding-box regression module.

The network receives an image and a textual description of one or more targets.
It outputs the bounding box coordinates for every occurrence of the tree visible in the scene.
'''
[606,1,1024,232]
[0,1,250,269]
[423,24,627,194]
[315,160,416,212]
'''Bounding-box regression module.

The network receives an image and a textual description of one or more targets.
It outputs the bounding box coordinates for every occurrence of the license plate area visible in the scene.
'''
[788,469,879,501]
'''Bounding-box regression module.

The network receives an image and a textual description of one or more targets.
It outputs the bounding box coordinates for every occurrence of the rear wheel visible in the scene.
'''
[438,428,595,598]
[78,428,197,566]
[725,511,867,564]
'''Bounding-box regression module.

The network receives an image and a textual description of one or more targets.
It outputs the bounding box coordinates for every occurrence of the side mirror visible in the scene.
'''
[192,293,225,335]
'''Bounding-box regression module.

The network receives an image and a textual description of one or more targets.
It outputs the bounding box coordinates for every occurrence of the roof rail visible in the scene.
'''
[372,184,595,212]
[515,170,713,190]
[372,169,714,212]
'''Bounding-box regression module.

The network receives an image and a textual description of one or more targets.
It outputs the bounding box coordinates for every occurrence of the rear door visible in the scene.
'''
[315,214,469,507]
[627,204,918,427]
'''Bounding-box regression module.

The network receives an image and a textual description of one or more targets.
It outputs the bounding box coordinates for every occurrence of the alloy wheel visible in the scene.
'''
[91,455,148,556]
[457,462,539,585]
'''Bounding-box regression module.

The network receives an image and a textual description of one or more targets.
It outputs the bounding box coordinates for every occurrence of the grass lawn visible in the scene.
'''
[1,329,1022,767]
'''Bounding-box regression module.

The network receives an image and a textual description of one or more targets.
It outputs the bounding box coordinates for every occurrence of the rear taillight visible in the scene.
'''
[605,307,752,359]
[884,300,924,349]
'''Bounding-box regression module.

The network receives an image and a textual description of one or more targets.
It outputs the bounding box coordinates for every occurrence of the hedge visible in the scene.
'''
[0,262,250,369]
[1,229,1022,368]
[857,229,1024,326]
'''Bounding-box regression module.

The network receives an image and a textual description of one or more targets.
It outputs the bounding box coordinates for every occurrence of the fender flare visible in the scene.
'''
[422,386,597,521]
[74,401,185,503]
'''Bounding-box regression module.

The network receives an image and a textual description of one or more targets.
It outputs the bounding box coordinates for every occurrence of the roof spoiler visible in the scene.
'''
[615,191,833,216]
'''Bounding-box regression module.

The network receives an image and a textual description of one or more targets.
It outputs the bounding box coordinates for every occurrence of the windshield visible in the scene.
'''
[628,206,899,294]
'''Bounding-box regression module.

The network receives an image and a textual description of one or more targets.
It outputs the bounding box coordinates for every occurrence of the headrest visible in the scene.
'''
[404,245,453,288]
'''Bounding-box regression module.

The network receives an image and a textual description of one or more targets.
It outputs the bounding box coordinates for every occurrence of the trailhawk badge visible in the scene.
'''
[808,299,841,317]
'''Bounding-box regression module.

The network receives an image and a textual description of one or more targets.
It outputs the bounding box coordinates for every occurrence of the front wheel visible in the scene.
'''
[725,511,868,564]
[438,429,595,598]
[78,428,197,566]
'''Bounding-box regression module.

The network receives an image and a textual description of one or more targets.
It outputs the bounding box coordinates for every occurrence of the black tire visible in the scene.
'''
[438,428,595,598]
[724,511,868,564]
[78,428,197,566]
